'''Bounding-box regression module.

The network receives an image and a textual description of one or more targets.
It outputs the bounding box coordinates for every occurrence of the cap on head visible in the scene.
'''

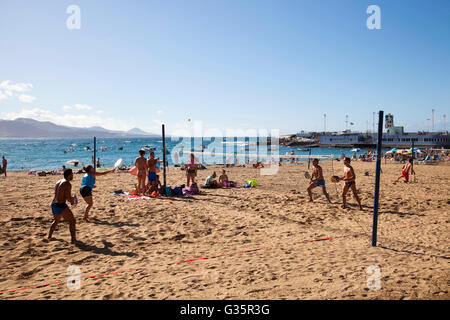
[139,149,146,155]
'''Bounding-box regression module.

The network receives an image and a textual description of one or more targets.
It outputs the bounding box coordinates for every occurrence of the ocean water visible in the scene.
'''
[0,137,386,171]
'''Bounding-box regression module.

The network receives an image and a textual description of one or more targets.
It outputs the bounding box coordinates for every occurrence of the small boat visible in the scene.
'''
[117,147,123,150]
[66,160,83,167]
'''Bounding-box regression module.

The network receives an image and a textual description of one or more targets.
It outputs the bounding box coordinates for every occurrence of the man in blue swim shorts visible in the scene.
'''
[146,151,161,194]
[340,157,363,210]
[48,169,77,243]
[307,159,332,203]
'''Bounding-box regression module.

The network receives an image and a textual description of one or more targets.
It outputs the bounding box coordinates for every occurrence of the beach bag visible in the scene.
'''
[173,187,183,196]
[247,179,258,187]
[165,187,172,197]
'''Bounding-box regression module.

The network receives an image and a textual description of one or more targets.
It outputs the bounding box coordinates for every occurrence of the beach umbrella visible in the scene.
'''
[386,148,397,154]
[411,147,425,154]
[400,149,411,154]
[351,148,360,153]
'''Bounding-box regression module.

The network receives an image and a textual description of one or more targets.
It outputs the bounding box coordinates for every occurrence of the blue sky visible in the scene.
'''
[0,0,449,135]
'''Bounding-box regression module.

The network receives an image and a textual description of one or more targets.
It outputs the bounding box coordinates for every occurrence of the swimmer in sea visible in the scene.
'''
[340,157,363,210]
[306,159,332,203]
[48,169,77,243]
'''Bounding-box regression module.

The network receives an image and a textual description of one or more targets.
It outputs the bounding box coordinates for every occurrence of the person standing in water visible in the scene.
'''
[340,157,363,210]
[80,165,115,222]
[48,169,77,242]
[135,149,148,196]
[306,159,332,203]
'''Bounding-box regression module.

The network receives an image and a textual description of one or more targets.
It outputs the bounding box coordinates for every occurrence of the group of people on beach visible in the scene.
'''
[306,157,363,210]
[48,145,421,242]
[48,165,115,242]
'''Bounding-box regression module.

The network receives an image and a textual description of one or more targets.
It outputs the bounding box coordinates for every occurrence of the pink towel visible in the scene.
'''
[127,195,151,200]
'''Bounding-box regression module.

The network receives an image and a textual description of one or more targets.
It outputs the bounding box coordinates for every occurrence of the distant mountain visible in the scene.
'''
[0,118,159,138]
[127,127,149,135]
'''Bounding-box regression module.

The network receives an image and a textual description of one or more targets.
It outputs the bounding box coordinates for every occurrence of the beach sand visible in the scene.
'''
[0,161,448,300]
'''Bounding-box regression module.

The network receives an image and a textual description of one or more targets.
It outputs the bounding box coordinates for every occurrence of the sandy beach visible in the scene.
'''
[0,160,448,300]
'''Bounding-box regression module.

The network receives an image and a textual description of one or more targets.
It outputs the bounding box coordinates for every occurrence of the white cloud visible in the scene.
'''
[2,108,129,131]
[74,104,92,110]
[18,94,36,103]
[62,104,93,111]
[0,80,34,103]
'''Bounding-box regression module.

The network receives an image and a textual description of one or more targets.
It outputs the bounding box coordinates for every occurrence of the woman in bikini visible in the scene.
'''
[80,165,115,222]
[135,149,148,196]
[185,153,198,186]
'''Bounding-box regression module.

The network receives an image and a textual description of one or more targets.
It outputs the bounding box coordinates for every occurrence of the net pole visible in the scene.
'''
[372,110,384,247]
[93,136,96,174]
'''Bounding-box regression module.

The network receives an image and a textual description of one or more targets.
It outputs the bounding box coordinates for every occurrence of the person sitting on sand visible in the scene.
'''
[340,157,363,210]
[135,149,148,196]
[219,170,229,187]
[306,159,332,203]
[48,169,77,243]
[205,172,218,188]
[395,158,415,183]
[185,153,198,186]
[80,165,115,222]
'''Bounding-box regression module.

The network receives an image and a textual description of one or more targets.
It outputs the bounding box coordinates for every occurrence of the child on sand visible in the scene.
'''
[135,149,148,196]
[48,169,77,243]
[341,157,363,210]
[306,159,332,203]
[395,158,415,183]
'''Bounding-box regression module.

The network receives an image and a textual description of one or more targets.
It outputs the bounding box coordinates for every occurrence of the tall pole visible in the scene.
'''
[372,110,384,247]
[345,115,348,131]
[432,109,435,132]
[93,136,96,174]
[162,125,167,190]
[444,114,447,132]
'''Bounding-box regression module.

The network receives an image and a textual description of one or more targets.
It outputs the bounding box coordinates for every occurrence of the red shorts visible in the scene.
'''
[401,170,409,182]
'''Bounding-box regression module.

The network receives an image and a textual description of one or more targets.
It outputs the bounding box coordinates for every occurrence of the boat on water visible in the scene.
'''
[66,160,83,167]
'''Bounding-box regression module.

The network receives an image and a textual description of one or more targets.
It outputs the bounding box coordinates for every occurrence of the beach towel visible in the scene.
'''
[183,182,200,195]
[127,195,151,200]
